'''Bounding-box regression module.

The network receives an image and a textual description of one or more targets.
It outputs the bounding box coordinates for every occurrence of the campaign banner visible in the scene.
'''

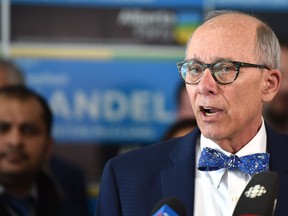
[212,0,288,11]
[14,57,182,144]
[11,7,201,46]
[11,0,203,8]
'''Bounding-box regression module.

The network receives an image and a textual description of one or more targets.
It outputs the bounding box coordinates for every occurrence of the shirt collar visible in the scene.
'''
[199,118,267,188]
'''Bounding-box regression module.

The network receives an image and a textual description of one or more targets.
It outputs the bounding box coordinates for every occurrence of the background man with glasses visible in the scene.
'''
[96,10,288,216]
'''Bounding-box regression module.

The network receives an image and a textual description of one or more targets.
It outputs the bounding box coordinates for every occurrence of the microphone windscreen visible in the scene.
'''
[232,171,279,216]
[151,197,187,216]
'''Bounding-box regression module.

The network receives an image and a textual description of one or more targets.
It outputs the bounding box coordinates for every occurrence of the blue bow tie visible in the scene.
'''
[198,147,269,175]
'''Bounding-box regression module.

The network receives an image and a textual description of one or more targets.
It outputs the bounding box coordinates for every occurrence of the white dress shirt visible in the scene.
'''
[193,119,267,216]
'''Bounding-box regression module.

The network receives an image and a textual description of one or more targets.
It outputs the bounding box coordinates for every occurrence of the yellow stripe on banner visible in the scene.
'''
[9,45,185,60]
[10,47,113,59]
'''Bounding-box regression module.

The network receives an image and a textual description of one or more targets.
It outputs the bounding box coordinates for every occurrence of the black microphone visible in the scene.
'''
[232,171,279,216]
[151,197,187,216]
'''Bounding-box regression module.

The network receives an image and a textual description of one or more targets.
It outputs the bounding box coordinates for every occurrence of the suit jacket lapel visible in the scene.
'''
[266,124,288,216]
[161,128,201,216]
[266,124,288,173]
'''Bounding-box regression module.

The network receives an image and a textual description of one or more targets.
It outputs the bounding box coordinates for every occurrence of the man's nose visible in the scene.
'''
[196,68,219,95]
[6,129,23,147]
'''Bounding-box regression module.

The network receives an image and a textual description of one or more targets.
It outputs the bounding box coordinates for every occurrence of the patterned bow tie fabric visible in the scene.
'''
[198,147,269,175]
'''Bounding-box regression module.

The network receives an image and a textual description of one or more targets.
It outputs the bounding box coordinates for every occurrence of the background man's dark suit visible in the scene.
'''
[96,124,288,216]
[0,166,88,216]
[0,172,62,216]
[49,156,89,216]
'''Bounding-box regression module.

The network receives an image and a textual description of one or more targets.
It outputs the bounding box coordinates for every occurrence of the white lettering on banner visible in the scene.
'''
[49,89,174,123]
[50,90,71,119]
[116,9,175,42]
[133,27,171,41]
[117,9,175,27]
[74,90,100,119]
[153,92,172,122]
[104,91,128,121]
[27,72,70,86]
[131,91,150,122]
[53,124,156,141]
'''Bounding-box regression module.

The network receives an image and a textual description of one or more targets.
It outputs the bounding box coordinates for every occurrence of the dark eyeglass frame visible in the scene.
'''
[177,60,270,85]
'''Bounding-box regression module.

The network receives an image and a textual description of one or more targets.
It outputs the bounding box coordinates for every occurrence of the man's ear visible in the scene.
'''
[262,69,282,102]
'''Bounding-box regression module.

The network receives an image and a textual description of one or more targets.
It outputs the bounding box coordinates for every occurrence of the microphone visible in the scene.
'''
[151,197,187,216]
[232,171,279,216]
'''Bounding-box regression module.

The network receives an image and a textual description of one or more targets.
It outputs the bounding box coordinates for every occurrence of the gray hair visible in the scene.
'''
[186,10,281,70]
[256,23,280,69]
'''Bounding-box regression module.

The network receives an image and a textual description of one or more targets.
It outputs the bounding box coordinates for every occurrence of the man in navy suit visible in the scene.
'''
[96,10,288,216]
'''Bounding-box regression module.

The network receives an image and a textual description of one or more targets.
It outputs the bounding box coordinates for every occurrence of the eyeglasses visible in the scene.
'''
[177,59,270,85]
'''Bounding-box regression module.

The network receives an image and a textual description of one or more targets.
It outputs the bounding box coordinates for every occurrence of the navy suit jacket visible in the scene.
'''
[96,125,288,216]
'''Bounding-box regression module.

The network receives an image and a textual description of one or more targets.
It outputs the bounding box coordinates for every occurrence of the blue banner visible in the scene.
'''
[11,0,203,8]
[14,58,181,144]
[213,0,288,11]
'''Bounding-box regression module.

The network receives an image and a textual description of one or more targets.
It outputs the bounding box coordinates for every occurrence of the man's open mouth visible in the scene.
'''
[200,106,220,116]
